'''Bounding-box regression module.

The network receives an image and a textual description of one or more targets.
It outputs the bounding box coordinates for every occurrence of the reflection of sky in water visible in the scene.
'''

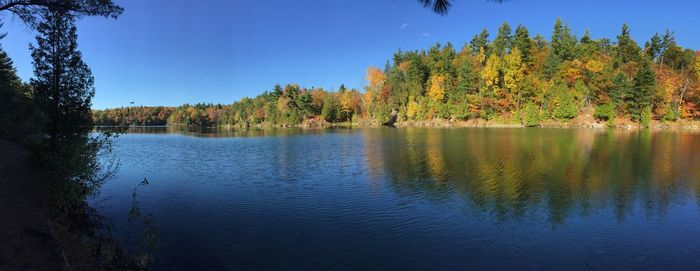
[94,128,700,270]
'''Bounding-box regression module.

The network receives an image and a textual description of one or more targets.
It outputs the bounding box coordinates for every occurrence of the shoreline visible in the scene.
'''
[136,119,700,131]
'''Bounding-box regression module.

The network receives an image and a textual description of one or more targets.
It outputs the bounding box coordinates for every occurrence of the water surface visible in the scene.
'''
[95,127,700,270]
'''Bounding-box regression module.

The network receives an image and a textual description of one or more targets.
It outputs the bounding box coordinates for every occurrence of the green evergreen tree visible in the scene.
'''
[629,61,656,122]
[455,57,478,96]
[513,25,532,64]
[31,9,95,148]
[659,30,675,65]
[542,51,561,79]
[611,73,631,107]
[577,30,599,57]
[551,18,577,61]
[272,84,283,98]
[644,33,662,60]
[492,22,512,56]
[0,29,29,138]
[470,28,490,54]
[30,8,111,215]
[615,24,641,65]
[0,37,22,102]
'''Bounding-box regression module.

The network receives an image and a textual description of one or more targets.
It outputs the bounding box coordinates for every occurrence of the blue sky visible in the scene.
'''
[1,0,698,109]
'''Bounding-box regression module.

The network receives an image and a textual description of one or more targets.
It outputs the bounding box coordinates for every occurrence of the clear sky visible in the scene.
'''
[1,0,698,109]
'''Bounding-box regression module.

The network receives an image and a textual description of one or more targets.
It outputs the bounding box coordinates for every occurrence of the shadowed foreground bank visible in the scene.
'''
[0,139,94,271]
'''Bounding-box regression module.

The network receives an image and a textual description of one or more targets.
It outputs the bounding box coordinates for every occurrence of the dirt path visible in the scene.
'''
[0,139,63,270]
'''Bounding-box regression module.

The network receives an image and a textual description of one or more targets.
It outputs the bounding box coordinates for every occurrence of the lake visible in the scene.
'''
[94,127,700,270]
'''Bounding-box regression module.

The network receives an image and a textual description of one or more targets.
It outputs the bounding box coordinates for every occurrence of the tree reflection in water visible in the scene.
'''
[363,128,700,224]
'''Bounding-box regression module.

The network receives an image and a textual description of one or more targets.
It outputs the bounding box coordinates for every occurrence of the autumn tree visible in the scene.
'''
[503,48,525,109]
[365,67,386,117]
[427,74,446,102]
[103,20,700,127]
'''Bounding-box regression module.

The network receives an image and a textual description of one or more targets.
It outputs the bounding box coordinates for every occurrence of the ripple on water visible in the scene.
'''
[99,128,700,270]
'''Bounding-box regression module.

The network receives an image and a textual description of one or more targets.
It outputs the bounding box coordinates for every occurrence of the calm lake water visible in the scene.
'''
[94,127,700,270]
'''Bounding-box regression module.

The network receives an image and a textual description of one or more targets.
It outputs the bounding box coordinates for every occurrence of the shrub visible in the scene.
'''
[451,101,471,120]
[662,104,679,122]
[594,102,616,124]
[552,90,578,119]
[523,102,542,127]
[641,106,652,127]
[435,102,451,119]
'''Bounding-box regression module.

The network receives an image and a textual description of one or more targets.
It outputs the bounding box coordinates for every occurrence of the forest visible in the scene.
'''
[94,19,700,128]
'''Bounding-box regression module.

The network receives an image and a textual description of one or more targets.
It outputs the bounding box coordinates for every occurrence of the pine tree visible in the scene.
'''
[542,50,561,80]
[644,33,661,60]
[630,61,656,122]
[31,8,95,148]
[551,18,577,61]
[492,22,512,57]
[513,25,532,64]
[578,30,598,57]
[455,57,478,96]
[610,73,631,108]
[470,28,489,54]
[0,43,21,101]
[0,31,27,137]
[29,8,107,214]
[272,84,283,98]
[659,30,675,65]
[615,24,641,65]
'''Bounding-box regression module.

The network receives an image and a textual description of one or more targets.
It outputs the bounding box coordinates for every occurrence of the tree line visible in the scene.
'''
[95,19,700,128]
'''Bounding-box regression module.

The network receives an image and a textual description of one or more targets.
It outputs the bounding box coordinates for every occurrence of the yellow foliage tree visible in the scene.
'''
[694,52,700,80]
[477,47,487,65]
[340,91,353,113]
[362,91,373,118]
[406,96,419,120]
[503,48,524,93]
[277,96,288,111]
[482,54,501,91]
[427,74,446,102]
[585,59,604,73]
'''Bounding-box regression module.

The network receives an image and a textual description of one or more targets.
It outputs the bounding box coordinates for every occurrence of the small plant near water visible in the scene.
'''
[594,102,616,126]
[124,178,158,269]
[641,106,652,128]
[522,102,542,127]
